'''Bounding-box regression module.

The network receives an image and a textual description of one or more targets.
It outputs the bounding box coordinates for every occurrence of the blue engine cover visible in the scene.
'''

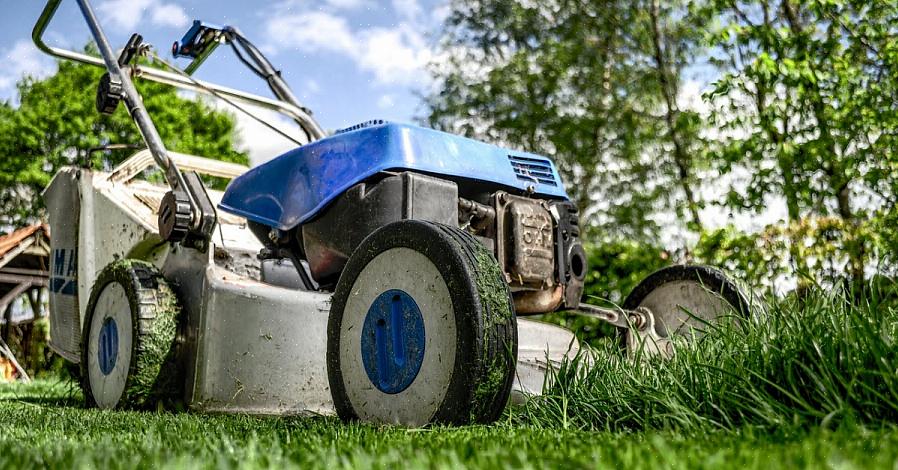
[219,121,570,231]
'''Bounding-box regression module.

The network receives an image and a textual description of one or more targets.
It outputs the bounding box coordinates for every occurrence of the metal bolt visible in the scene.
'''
[268,229,281,243]
[631,307,654,330]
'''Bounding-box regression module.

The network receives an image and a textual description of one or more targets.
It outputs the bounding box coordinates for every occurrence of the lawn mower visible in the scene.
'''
[33,0,751,426]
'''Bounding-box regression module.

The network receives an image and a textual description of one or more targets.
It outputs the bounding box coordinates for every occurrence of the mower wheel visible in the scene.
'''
[623,265,751,340]
[327,220,517,426]
[81,260,182,409]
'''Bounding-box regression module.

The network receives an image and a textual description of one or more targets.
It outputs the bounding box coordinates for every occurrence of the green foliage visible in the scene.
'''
[694,225,786,287]
[2,317,67,379]
[697,218,892,291]
[0,48,248,226]
[582,240,671,305]
[699,0,898,285]
[428,0,898,290]
[426,0,708,242]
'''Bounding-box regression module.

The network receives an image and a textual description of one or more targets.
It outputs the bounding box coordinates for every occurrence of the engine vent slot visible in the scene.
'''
[507,154,558,187]
[336,119,387,134]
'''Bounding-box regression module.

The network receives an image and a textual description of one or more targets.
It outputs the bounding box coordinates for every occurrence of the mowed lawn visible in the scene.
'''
[1,380,897,469]
[4,290,898,469]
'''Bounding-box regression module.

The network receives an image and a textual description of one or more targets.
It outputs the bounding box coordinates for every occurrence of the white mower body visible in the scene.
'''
[43,151,578,415]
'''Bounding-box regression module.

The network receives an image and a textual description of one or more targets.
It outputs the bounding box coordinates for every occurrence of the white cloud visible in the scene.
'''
[188,90,306,166]
[97,0,152,31]
[275,0,371,11]
[303,79,321,95]
[97,0,189,31]
[266,12,357,56]
[150,4,190,29]
[356,25,431,85]
[430,2,451,24]
[0,39,55,93]
[232,105,308,166]
[325,0,372,9]
[677,79,708,116]
[392,0,423,22]
[265,11,432,87]
[377,94,395,108]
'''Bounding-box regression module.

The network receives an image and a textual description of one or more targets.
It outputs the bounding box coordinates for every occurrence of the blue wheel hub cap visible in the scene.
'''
[98,317,118,376]
[360,289,425,394]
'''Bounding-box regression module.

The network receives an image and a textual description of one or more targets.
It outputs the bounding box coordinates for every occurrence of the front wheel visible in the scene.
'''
[327,220,517,426]
[81,260,183,409]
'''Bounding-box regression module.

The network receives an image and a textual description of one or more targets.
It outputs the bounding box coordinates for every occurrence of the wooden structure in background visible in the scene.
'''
[0,224,50,381]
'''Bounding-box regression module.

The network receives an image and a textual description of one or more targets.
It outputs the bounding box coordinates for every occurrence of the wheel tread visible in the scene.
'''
[328,220,517,425]
[80,260,182,409]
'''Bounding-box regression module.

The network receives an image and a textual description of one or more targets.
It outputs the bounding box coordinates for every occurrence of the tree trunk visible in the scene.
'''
[648,0,703,232]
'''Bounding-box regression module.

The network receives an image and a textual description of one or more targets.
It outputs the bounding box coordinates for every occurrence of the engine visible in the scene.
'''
[223,121,587,314]
[290,171,586,314]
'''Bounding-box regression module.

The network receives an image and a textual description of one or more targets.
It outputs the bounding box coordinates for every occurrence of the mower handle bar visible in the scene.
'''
[34,0,193,203]
[32,0,326,142]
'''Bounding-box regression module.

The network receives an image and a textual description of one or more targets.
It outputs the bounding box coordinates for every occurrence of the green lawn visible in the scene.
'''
[3,288,898,469]
[1,380,897,469]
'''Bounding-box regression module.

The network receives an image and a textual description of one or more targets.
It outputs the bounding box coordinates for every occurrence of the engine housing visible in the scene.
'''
[292,171,586,313]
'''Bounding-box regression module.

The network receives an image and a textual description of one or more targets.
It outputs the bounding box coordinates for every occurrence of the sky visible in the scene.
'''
[1,0,447,164]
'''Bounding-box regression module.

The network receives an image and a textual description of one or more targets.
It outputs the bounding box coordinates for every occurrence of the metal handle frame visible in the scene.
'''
[36,0,188,189]
[32,0,232,247]
[32,0,327,245]
[32,0,325,141]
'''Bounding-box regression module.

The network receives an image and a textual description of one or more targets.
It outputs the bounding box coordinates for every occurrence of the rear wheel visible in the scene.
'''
[327,220,517,426]
[81,260,182,409]
[623,265,750,340]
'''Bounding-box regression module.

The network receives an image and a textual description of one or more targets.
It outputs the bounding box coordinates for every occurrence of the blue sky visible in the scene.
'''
[2,0,447,163]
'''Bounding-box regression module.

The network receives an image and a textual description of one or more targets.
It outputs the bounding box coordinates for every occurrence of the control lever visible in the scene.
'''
[117,33,145,66]
[96,33,146,115]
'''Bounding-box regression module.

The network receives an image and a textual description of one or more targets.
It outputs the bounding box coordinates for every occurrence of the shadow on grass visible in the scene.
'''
[0,377,83,408]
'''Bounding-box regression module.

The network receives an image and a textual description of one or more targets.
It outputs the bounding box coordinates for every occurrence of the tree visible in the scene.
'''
[0,50,248,227]
[425,0,708,243]
[701,0,898,286]
[426,0,898,292]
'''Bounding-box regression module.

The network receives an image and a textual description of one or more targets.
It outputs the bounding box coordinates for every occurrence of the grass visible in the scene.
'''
[3,381,898,469]
[2,285,898,468]
[520,284,898,431]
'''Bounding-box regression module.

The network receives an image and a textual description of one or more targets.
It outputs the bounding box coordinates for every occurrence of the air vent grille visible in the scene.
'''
[335,119,386,134]
[507,154,558,186]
